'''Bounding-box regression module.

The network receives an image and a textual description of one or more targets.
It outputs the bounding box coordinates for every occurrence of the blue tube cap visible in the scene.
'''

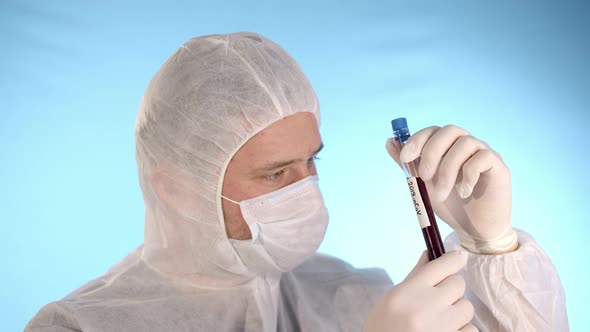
[391,117,408,131]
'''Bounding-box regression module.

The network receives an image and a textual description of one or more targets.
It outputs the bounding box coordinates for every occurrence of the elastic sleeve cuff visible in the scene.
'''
[447,227,519,255]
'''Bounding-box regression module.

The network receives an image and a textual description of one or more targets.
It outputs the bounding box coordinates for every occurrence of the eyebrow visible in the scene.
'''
[256,142,324,173]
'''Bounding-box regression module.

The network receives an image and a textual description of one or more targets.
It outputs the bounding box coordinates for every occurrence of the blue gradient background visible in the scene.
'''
[2,1,589,330]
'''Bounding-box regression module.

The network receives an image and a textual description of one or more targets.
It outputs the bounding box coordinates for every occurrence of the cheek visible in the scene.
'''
[223,161,265,200]
[221,198,252,239]
[227,175,274,201]
[221,198,242,225]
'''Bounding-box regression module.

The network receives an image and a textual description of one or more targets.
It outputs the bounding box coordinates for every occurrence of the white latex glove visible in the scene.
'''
[363,250,478,332]
[385,125,518,254]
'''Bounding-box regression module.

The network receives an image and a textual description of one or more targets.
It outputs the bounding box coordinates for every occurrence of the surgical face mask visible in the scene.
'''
[222,175,329,273]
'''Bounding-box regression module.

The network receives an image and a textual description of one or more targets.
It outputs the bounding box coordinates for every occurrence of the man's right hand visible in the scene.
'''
[363,250,478,332]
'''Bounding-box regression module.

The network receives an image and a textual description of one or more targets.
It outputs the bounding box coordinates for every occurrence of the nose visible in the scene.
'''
[294,159,318,181]
[309,163,318,176]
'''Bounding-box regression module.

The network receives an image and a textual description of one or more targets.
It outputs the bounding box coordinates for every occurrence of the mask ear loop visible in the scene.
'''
[221,195,240,205]
[221,195,261,242]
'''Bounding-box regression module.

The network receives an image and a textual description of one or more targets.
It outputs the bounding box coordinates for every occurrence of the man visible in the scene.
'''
[26,32,568,331]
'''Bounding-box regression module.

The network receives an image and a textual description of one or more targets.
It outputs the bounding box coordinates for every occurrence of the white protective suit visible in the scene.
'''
[25,32,568,332]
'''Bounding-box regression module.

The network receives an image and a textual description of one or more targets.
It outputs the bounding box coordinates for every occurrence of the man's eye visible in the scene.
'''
[266,169,285,182]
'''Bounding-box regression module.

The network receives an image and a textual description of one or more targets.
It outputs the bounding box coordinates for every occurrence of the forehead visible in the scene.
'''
[235,112,321,162]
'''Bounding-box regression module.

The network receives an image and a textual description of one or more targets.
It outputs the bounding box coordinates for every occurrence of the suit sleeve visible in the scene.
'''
[445,229,569,332]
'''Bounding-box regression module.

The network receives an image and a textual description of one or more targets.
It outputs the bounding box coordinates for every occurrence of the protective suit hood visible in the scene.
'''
[135,32,321,286]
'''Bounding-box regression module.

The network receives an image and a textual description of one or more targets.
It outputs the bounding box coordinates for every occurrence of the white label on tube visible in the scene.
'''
[407,177,431,228]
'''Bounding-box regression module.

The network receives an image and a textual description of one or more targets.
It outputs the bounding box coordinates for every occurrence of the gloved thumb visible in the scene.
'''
[385,137,403,168]
[403,250,429,282]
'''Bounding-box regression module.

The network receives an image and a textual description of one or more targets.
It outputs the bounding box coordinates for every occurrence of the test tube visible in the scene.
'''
[391,117,445,261]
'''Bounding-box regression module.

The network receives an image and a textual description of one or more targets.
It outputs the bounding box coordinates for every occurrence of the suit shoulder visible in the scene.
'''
[24,301,82,332]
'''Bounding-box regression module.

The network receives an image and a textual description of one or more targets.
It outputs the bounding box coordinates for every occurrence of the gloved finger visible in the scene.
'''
[412,250,468,286]
[399,125,440,163]
[435,274,466,306]
[385,137,402,168]
[458,149,502,199]
[417,125,470,182]
[447,297,475,331]
[433,135,487,202]
[459,323,479,332]
[403,250,430,281]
